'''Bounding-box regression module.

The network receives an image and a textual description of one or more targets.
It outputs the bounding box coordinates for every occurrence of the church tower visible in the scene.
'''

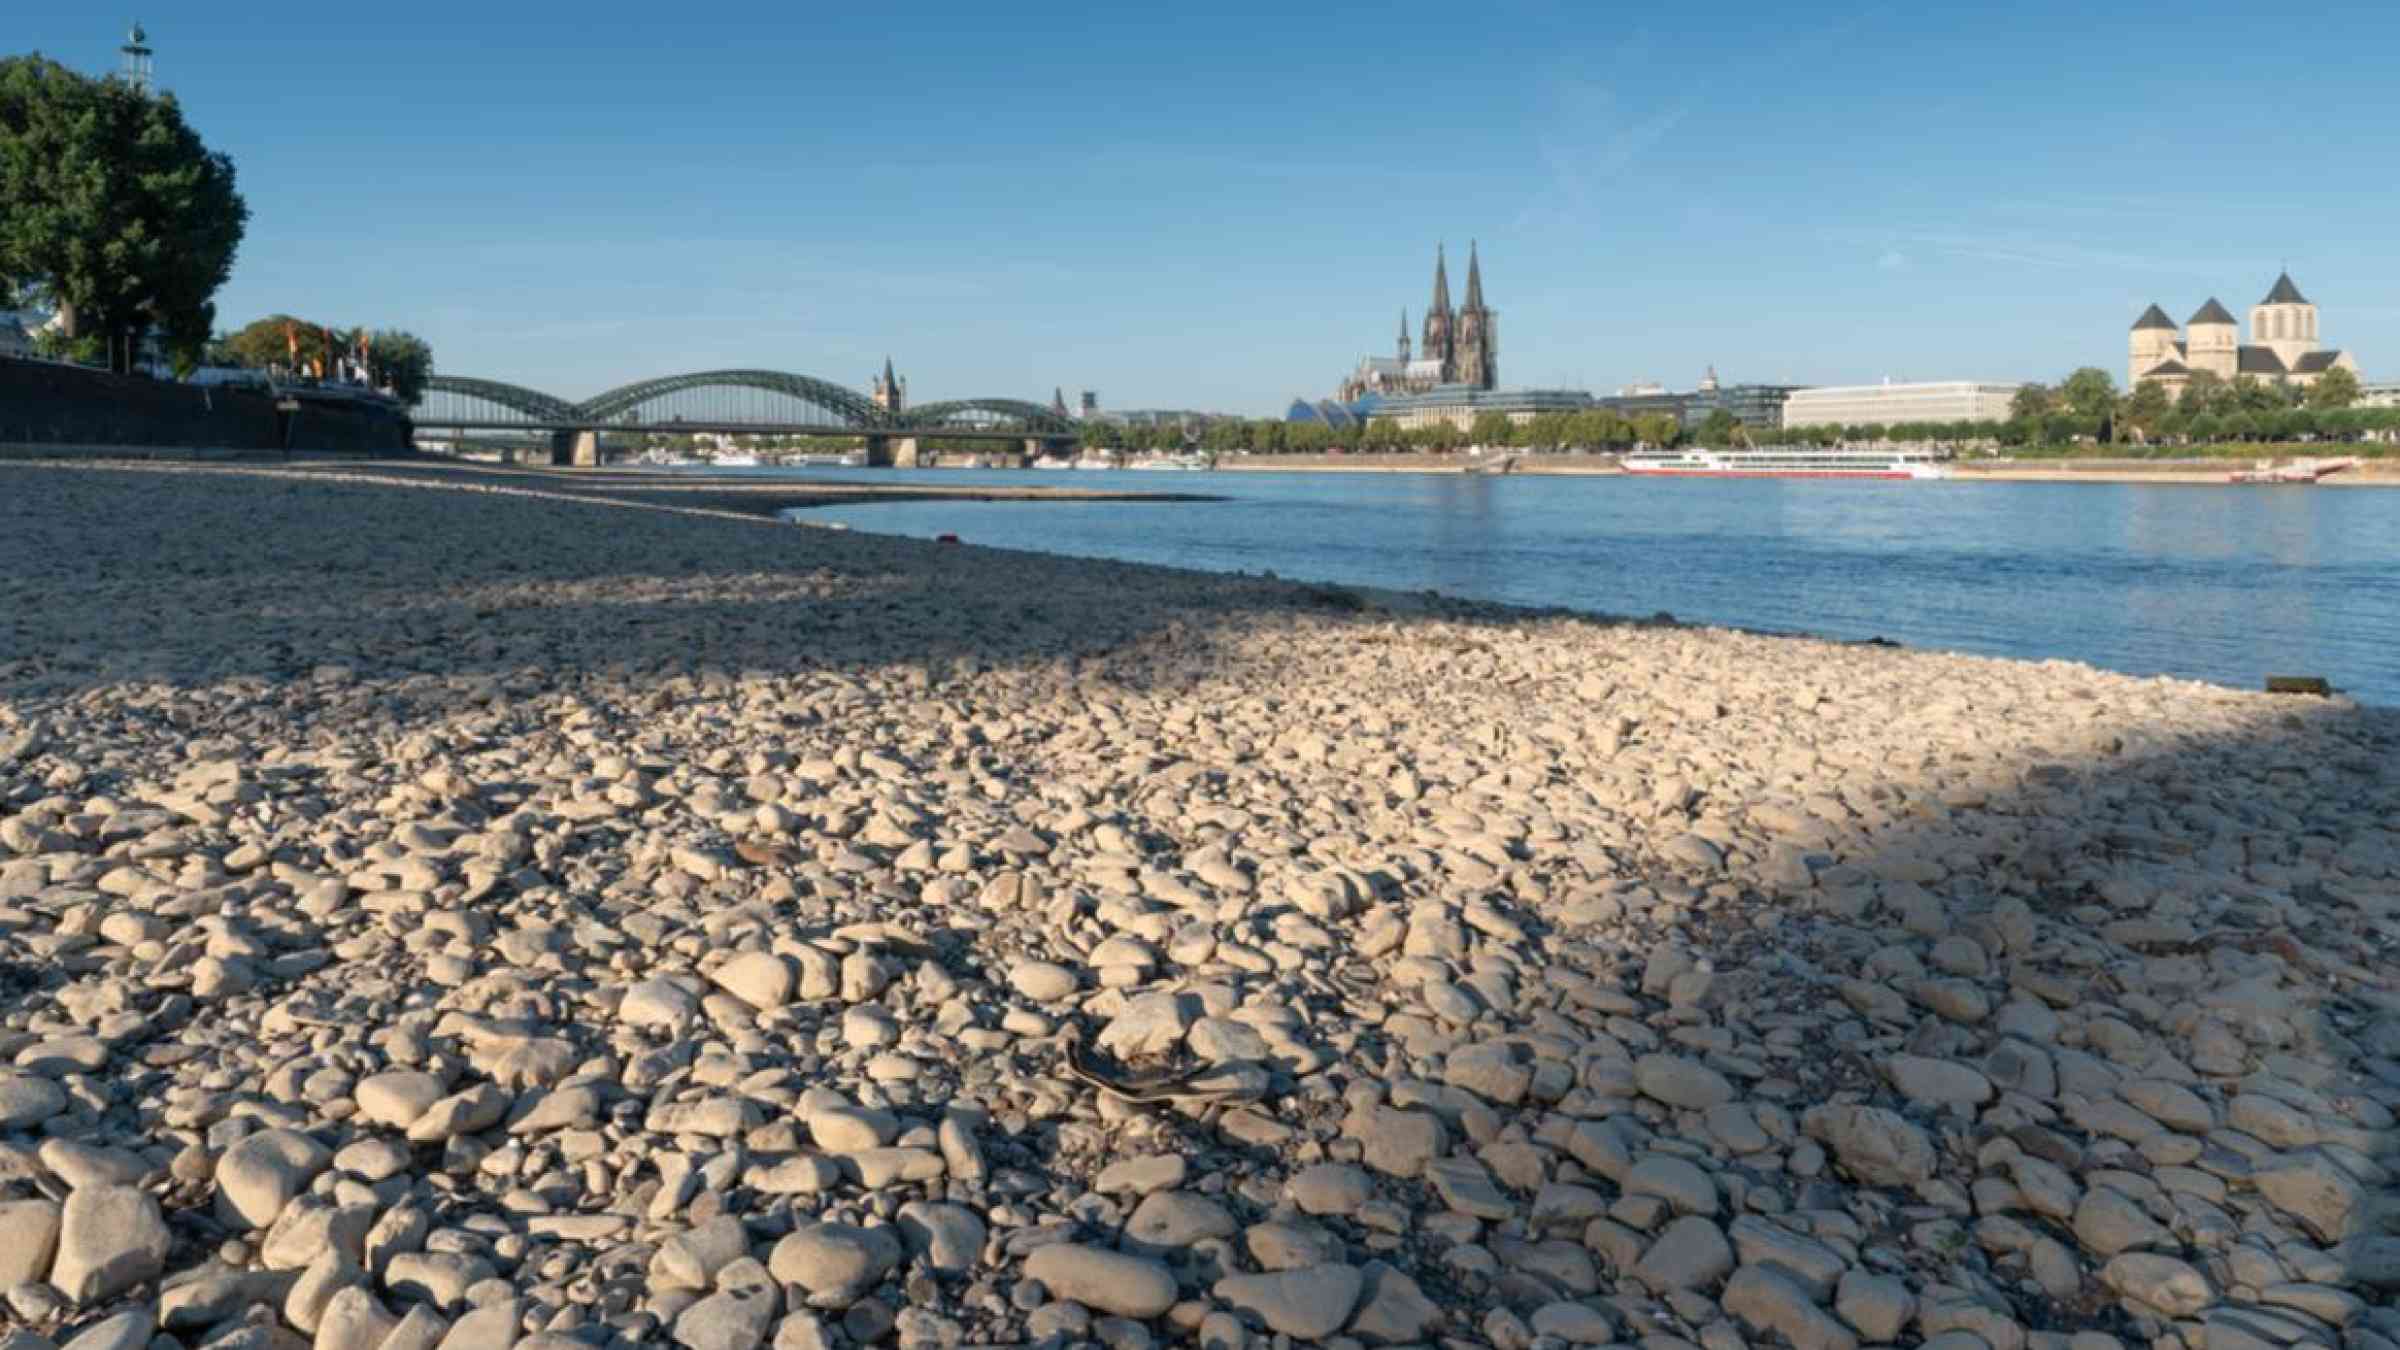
[1397,309,1411,365]
[1421,245,1455,382]
[2186,299,2238,380]
[1452,241,1497,390]
[2251,271,2318,369]
[871,357,905,413]
[2129,303,2179,387]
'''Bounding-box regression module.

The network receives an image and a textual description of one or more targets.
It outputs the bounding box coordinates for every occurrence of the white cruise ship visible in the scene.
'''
[1620,447,1950,480]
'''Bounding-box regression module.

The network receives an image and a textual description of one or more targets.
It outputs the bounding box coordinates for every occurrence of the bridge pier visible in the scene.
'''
[892,437,923,468]
[545,431,604,466]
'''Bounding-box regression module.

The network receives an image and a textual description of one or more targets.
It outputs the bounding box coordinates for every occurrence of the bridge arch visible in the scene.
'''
[582,370,891,428]
[904,398,1077,436]
[418,376,580,423]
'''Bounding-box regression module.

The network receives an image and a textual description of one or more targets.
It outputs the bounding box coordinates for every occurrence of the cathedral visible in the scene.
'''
[2128,272,2360,393]
[1338,244,1499,401]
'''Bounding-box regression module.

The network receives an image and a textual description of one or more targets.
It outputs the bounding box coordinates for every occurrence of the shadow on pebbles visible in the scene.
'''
[0,463,2396,1350]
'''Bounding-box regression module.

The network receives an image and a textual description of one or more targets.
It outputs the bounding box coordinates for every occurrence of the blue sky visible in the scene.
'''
[18,2,2400,412]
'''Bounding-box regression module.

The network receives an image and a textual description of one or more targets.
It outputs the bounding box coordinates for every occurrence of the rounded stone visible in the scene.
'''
[1214,1264,1365,1339]
[1023,1244,1177,1318]
[709,951,793,1011]
[1007,961,1078,1003]
[768,1223,903,1306]
[1633,1054,1735,1110]
[1286,1162,1374,1216]
[215,1129,334,1230]
[50,1184,171,1305]
[0,1073,67,1129]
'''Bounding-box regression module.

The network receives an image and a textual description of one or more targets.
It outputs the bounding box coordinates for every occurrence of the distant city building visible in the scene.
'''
[1337,244,1499,400]
[1782,380,2026,428]
[2356,381,2400,409]
[1291,385,1590,433]
[1088,409,1223,431]
[870,357,906,413]
[2129,272,2361,393]
[1079,390,1098,418]
[1678,368,1804,432]
[1592,368,1802,431]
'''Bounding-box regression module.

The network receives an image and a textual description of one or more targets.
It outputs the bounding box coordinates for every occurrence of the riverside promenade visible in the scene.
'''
[1,460,2395,1350]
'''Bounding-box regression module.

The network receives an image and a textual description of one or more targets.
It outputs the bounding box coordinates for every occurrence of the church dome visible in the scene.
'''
[2188,298,2236,327]
[2261,272,2308,305]
[2132,304,2176,332]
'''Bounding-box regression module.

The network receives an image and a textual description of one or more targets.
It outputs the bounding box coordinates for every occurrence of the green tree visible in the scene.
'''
[2308,366,2361,410]
[367,330,433,403]
[2175,371,2225,416]
[0,55,248,374]
[2121,380,2171,442]
[2231,375,2284,415]
[1695,408,1739,447]
[2010,384,2056,422]
[1633,413,1680,449]
[2061,367,2118,419]
[1469,411,1514,447]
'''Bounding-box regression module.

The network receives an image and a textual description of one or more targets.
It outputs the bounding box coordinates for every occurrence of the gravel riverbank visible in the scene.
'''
[2,461,2396,1350]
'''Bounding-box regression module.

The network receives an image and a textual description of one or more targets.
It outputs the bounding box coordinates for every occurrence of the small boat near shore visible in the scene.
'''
[2228,456,2359,484]
[1621,447,1951,480]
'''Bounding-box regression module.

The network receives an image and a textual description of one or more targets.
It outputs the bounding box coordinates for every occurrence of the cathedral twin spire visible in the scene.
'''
[1417,242,1496,390]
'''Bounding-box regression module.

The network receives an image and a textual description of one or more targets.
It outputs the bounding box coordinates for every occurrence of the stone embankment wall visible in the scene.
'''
[0,357,411,456]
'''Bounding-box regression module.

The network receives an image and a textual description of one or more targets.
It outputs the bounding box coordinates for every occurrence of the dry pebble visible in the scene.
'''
[0,461,2395,1350]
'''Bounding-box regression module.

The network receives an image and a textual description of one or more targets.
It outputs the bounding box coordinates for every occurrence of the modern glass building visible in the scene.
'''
[1599,390,1693,422]
[1680,383,1803,431]
[1293,386,1593,431]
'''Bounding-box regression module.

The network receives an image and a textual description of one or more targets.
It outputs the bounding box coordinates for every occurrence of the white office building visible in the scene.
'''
[1782,380,2026,428]
[2357,381,2400,409]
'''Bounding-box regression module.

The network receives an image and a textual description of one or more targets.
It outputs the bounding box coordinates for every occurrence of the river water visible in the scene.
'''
[763,468,2399,705]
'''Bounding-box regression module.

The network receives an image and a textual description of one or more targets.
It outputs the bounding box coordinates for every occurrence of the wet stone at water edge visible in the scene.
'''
[0,462,2394,1350]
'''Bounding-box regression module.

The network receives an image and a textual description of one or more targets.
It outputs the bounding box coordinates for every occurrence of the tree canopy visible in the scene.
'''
[0,54,248,374]
[2307,365,2360,410]
[216,313,436,402]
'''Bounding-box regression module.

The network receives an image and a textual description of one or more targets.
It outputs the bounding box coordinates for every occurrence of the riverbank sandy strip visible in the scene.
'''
[1,460,2394,1349]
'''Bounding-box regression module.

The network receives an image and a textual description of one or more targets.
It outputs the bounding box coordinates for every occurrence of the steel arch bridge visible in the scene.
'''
[414,371,1079,440]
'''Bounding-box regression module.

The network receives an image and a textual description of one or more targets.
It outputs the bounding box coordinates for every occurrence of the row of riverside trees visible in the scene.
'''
[1752,366,2392,453]
[1137,364,2394,459]
[210,315,436,404]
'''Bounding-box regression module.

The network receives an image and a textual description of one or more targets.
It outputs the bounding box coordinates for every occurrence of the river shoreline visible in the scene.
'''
[1224,452,2400,485]
[2,460,2394,1349]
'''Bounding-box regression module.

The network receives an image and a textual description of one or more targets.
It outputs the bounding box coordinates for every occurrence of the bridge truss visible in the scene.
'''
[415,371,1078,441]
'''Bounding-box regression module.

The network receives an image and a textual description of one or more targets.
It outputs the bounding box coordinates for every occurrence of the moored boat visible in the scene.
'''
[2228,456,2358,484]
[1621,447,1950,480]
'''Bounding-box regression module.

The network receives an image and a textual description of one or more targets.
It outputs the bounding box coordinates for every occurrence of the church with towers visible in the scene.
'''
[2128,272,2360,394]
[1338,244,1499,401]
